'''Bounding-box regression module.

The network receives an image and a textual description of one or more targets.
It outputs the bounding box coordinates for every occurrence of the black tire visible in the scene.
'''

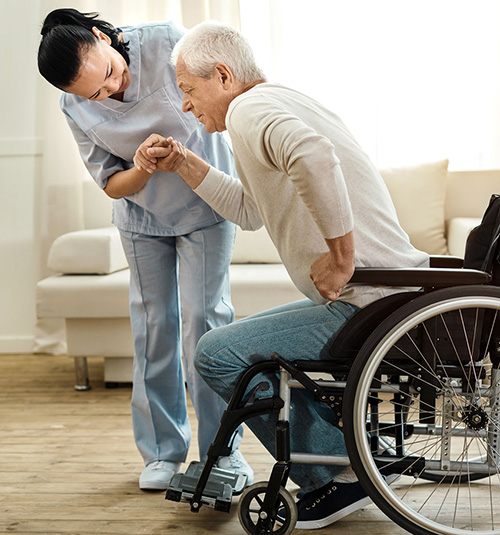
[238,482,297,535]
[344,286,500,535]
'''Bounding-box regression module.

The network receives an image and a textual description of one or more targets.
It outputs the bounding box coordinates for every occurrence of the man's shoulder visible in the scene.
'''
[229,84,286,117]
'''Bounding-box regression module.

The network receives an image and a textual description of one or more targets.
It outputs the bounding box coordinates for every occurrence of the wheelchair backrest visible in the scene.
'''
[464,193,500,284]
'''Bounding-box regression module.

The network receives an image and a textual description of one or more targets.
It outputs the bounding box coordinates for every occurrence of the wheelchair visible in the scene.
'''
[167,195,500,535]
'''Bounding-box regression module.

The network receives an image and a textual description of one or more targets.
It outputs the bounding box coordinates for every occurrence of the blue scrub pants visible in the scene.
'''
[120,220,242,466]
[194,298,359,492]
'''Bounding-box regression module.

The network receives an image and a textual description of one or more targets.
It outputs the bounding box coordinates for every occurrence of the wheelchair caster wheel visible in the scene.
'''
[238,482,297,535]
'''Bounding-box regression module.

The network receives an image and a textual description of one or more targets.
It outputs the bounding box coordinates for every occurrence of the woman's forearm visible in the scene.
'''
[104,166,153,199]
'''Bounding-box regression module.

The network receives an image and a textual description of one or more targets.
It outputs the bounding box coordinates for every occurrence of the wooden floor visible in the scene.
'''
[0,354,408,535]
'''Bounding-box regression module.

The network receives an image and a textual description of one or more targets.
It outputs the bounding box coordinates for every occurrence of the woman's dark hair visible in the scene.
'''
[38,8,130,89]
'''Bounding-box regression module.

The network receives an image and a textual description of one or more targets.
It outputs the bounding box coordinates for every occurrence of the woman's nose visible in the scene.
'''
[109,76,122,94]
[182,96,191,113]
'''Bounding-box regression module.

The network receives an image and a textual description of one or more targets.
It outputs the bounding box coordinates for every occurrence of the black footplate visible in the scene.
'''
[166,460,247,512]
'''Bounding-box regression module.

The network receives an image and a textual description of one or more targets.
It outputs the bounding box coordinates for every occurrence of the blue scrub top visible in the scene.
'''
[61,21,236,236]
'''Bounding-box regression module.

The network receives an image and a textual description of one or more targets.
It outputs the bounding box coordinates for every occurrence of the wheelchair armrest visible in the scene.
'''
[429,255,464,268]
[350,267,491,288]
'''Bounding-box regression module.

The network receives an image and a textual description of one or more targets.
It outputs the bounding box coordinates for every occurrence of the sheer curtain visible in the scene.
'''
[239,0,500,170]
[35,0,240,353]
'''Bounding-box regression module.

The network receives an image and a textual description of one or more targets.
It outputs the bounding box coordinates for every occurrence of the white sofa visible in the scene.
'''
[36,160,500,389]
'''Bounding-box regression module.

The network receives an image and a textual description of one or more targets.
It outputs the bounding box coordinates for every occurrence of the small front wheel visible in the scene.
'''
[238,482,297,535]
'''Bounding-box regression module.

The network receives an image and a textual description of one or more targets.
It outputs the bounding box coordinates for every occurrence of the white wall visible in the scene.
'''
[0,0,43,353]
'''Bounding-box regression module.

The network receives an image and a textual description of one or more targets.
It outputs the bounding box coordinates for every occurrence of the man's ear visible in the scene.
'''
[214,63,234,90]
[92,26,112,45]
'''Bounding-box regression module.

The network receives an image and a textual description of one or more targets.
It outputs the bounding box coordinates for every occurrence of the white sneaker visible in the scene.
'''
[217,449,254,486]
[139,460,182,490]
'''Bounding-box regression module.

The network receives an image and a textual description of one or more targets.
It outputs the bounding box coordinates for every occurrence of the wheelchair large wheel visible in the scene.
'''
[343,286,500,535]
[238,482,297,535]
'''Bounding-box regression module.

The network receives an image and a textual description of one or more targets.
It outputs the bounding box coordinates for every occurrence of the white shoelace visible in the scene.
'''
[148,460,165,471]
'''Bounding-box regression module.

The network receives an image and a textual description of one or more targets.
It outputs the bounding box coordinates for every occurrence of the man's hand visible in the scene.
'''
[149,137,186,173]
[133,134,187,174]
[310,231,355,301]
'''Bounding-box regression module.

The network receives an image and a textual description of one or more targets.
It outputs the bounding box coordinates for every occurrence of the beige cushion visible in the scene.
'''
[229,264,303,317]
[231,226,281,263]
[36,269,131,318]
[380,159,449,255]
[447,217,481,258]
[47,226,128,274]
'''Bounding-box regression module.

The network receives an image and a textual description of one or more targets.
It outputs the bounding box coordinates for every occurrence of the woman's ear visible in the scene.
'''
[92,26,112,45]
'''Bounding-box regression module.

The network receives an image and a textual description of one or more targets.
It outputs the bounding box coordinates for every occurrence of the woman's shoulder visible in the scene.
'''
[121,20,185,47]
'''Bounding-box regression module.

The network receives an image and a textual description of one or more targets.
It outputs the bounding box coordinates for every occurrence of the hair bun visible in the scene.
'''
[40,8,94,37]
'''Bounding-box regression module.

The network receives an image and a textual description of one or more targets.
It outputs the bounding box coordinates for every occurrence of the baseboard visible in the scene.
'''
[0,336,35,354]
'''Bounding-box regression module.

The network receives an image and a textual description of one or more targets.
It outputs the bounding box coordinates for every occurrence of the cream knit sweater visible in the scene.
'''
[195,83,428,307]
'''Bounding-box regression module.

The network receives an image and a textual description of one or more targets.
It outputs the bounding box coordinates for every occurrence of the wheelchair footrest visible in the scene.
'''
[166,460,247,512]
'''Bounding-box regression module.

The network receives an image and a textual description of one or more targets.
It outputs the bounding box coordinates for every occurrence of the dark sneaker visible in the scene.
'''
[279,480,371,529]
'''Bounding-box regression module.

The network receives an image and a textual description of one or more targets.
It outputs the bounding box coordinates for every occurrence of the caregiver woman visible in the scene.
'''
[37,8,252,491]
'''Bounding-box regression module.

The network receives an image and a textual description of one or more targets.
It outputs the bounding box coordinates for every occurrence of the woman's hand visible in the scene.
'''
[134,134,164,174]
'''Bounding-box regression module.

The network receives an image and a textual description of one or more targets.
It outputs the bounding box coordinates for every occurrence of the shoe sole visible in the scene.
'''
[139,470,181,491]
[294,495,372,529]
[291,475,400,529]
[139,480,170,490]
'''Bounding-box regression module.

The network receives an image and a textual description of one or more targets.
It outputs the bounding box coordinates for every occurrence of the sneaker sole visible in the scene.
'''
[139,480,169,491]
[294,495,372,530]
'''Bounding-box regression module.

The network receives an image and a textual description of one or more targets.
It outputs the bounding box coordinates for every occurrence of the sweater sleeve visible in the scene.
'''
[194,166,263,231]
[230,97,354,239]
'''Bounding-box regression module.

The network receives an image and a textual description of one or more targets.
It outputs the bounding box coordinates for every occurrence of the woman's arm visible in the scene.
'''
[134,134,263,230]
[105,133,191,199]
[103,166,154,199]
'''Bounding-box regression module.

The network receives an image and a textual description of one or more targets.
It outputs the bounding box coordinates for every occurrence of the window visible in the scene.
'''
[240,0,500,169]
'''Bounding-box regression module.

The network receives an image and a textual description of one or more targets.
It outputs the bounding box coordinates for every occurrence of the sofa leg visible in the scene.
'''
[74,357,91,391]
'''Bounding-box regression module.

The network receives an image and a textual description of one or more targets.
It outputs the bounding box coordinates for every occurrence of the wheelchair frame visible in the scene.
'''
[167,204,500,535]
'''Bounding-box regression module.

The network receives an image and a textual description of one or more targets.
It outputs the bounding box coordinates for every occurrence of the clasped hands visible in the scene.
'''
[134,134,186,174]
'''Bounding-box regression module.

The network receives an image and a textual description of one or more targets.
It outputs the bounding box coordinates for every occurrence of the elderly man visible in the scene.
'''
[134,21,428,529]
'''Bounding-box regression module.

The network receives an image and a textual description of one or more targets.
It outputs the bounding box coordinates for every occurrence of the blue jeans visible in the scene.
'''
[194,298,359,492]
[120,220,242,466]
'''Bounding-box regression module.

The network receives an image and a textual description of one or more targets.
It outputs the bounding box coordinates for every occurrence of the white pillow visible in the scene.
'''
[231,226,282,264]
[380,159,449,255]
[47,226,128,274]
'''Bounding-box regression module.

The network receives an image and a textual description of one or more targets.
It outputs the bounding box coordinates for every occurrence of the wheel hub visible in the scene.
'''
[461,405,488,431]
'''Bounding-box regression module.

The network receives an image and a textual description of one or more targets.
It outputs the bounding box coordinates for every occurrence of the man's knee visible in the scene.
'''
[194,327,223,377]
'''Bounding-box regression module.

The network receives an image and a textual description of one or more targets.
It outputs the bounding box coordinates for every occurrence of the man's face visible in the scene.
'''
[176,59,231,133]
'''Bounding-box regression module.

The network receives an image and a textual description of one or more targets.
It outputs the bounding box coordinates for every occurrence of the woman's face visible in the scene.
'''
[64,28,131,101]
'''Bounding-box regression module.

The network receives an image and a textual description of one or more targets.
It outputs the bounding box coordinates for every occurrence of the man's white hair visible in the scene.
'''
[171,21,266,83]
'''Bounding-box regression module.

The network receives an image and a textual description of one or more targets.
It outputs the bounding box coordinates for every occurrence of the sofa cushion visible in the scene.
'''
[231,226,281,263]
[47,226,128,274]
[380,159,449,255]
[229,263,303,317]
[36,269,131,318]
[447,217,481,258]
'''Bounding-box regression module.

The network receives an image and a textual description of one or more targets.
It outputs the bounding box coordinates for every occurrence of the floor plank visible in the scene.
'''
[0,354,409,535]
